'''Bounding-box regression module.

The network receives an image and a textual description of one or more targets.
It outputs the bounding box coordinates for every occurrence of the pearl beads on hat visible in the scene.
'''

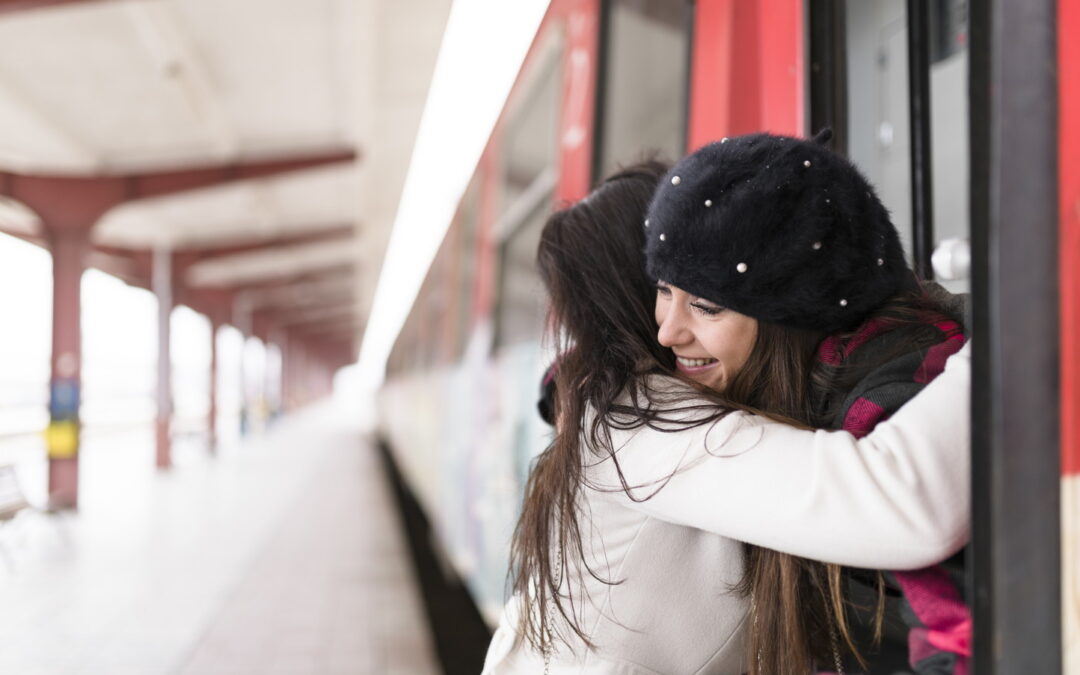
[671,176,681,185]
[839,299,848,307]
[812,241,823,250]
[803,160,812,168]
[644,219,649,227]
[704,199,713,207]
[659,233,666,241]
[877,258,885,266]
[736,262,748,273]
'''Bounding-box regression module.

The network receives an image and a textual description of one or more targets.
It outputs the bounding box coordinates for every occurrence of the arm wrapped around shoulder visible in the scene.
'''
[588,342,971,570]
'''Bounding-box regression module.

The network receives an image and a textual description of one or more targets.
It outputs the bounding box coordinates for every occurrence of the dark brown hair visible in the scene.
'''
[514,159,957,671]
[730,288,959,675]
[511,161,739,652]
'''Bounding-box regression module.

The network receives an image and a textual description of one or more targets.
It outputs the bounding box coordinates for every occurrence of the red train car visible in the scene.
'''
[378,1,1077,670]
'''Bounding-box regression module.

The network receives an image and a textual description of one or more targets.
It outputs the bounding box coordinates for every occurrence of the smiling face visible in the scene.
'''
[654,281,758,392]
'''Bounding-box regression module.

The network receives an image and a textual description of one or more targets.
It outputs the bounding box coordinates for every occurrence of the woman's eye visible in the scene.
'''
[691,303,722,316]
[655,284,671,297]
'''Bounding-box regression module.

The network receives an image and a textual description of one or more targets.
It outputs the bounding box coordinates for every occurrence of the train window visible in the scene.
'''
[451,177,480,360]
[843,0,969,292]
[493,31,562,350]
[927,0,969,293]
[845,0,915,260]
[595,0,692,179]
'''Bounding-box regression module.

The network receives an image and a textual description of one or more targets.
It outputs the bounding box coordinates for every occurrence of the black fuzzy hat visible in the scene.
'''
[643,131,913,333]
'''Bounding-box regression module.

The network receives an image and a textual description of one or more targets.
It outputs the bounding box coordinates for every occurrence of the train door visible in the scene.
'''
[808,0,1064,671]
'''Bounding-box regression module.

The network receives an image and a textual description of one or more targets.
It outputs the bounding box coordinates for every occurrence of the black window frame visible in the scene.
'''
[809,1,1064,671]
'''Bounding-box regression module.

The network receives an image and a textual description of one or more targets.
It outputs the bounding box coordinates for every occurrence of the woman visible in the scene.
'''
[643,132,969,674]
[482,150,969,673]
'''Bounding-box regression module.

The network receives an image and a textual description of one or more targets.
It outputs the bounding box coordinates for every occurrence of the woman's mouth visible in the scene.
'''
[675,356,719,373]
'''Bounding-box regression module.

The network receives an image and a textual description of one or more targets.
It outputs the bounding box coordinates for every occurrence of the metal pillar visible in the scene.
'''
[233,294,252,435]
[279,332,290,412]
[0,150,355,506]
[45,228,86,509]
[208,318,219,452]
[153,247,172,469]
[906,0,936,280]
[295,341,308,407]
[969,0,1062,670]
[267,331,283,420]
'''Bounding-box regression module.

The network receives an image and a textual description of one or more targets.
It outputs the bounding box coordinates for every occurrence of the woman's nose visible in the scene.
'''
[656,304,690,347]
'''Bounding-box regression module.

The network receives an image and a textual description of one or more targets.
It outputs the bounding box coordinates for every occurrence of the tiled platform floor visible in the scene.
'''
[0,402,438,675]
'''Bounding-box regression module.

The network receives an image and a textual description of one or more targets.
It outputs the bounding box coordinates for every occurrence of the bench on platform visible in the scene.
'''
[0,464,33,571]
[0,464,29,523]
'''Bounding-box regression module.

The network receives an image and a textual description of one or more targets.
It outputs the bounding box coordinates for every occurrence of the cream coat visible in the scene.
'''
[483,343,971,674]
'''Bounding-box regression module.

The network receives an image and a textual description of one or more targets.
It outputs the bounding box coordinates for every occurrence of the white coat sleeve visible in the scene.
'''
[588,342,971,570]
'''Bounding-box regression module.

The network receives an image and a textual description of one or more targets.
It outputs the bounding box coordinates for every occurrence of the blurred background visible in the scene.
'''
[0,0,1075,673]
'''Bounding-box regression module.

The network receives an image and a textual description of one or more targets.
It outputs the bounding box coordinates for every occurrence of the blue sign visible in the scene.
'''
[49,378,80,419]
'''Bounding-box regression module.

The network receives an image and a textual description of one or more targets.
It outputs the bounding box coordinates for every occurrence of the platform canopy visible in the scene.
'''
[0,0,452,362]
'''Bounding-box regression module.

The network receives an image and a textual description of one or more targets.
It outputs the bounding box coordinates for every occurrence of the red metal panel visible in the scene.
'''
[459,0,600,330]
[1061,0,1079,477]
[758,0,805,137]
[555,0,601,204]
[5,175,126,231]
[688,0,735,149]
[471,149,501,325]
[46,228,86,508]
[439,219,463,364]
[688,0,804,151]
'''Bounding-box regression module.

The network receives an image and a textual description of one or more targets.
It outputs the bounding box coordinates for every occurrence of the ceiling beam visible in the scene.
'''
[301,318,364,340]
[253,287,354,314]
[0,148,357,231]
[185,237,358,288]
[222,263,356,295]
[276,302,359,327]
[93,222,355,259]
[0,0,104,14]
[245,274,356,309]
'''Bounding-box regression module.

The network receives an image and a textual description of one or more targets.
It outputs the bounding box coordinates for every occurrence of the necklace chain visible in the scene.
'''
[542,542,564,675]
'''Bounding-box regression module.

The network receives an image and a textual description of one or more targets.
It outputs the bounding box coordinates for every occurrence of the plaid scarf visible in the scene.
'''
[816,315,970,675]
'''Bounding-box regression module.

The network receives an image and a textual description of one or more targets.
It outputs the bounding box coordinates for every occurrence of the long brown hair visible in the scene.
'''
[515,159,957,671]
[512,161,740,652]
[729,288,960,675]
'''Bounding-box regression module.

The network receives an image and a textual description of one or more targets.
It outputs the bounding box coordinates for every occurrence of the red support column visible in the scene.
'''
[233,294,252,435]
[296,342,307,407]
[208,317,219,453]
[267,332,283,419]
[279,332,290,413]
[153,247,172,469]
[555,0,601,204]
[687,0,803,150]
[0,151,355,502]
[1058,0,1079,668]
[45,228,86,508]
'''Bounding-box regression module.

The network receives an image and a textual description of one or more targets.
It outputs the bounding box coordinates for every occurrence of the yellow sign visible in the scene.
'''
[45,421,79,459]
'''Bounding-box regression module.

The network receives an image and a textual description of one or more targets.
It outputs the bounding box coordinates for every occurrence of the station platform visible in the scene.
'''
[0,403,439,675]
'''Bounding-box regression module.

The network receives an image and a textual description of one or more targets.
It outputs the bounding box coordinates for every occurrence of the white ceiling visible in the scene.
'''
[94,163,361,250]
[0,0,454,348]
[0,0,357,174]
